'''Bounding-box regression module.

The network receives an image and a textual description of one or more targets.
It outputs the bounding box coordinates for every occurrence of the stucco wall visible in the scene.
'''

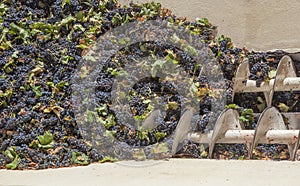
[119,0,300,51]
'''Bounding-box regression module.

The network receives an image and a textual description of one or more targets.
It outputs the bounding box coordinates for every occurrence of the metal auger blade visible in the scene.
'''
[273,55,300,92]
[208,108,241,158]
[250,106,300,160]
[187,55,300,160]
[233,58,274,106]
[233,55,300,110]
[188,106,300,160]
[171,108,194,155]
[141,109,161,130]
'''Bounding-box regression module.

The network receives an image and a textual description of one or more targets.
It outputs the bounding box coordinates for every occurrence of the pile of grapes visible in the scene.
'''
[0,0,297,170]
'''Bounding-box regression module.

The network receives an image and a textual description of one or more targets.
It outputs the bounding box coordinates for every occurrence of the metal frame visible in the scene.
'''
[186,55,300,160]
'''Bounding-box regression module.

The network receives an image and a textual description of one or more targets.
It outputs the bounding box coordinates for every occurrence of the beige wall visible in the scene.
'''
[119,0,300,51]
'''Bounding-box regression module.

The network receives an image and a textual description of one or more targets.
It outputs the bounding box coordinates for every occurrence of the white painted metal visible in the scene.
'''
[186,55,300,160]
[188,106,300,160]
[233,55,300,107]
[189,130,298,144]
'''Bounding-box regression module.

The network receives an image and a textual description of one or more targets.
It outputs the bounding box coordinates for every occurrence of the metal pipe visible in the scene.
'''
[265,130,299,144]
[283,78,300,85]
[188,130,253,144]
[234,79,274,92]
[188,130,299,144]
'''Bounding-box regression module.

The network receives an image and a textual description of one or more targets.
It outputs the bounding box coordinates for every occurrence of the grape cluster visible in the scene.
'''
[253,144,289,160]
[249,62,269,86]
[213,144,248,159]
[273,91,300,112]
[173,141,201,158]
[0,0,124,169]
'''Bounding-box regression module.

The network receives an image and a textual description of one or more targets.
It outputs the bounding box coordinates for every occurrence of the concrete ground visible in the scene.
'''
[0,159,299,186]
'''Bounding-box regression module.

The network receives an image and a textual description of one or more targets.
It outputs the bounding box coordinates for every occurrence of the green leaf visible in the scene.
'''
[239,108,254,126]
[225,104,239,109]
[103,130,117,141]
[82,55,96,62]
[217,51,222,57]
[218,35,228,42]
[29,63,44,76]
[278,103,289,112]
[112,13,122,26]
[11,50,19,58]
[30,22,58,35]
[165,50,176,60]
[103,114,116,129]
[4,146,20,170]
[165,101,178,110]
[239,116,248,122]
[3,59,13,72]
[238,155,245,160]
[59,15,75,26]
[142,99,151,104]
[268,70,276,79]
[62,0,71,8]
[75,11,85,21]
[106,67,119,76]
[60,56,74,64]
[0,27,9,43]
[139,43,146,52]
[99,156,118,163]
[85,110,96,123]
[195,17,211,27]
[118,38,126,45]
[31,85,42,98]
[38,143,54,149]
[37,131,54,146]
[30,29,41,36]
[0,100,7,107]
[150,143,169,154]
[154,132,166,142]
[257,96,266,112]
[151,59,168,77]
[6,154,20,170]
[96,104,107,116]
[10,23,30,43]
[170,33,181,44]
[0,3,8,16]
[29,140,39,148]
[185,44,198,56]
[5,87,12,101]
[137,130,150,142]
[133,149,146,161]
[90,12,103,22]
[71,151,89,165]
[242,108,254,116]
[73,24,85,32]
[190,82,199,95]
[4,146,17,160]
[76,44,90,50]
[56,81,69,90]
